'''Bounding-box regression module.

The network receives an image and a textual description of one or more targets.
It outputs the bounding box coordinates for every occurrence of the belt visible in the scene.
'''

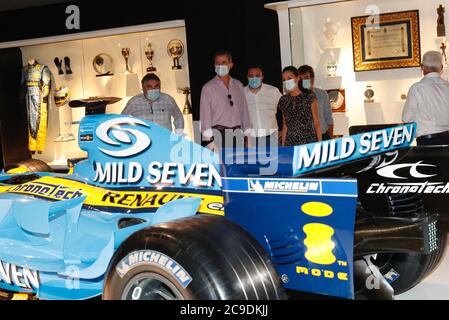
[203,125,243,146]
[417,130,449,141]
[212,125,242,131]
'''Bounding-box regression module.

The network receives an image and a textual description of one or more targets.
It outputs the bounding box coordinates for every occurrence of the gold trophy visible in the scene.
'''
[121,48,131,73]
[145,43,157,72]
[179,87,192,115]
[167,39,184,70]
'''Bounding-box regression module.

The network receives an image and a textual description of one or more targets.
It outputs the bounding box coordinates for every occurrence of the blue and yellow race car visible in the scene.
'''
[0,115,444,300]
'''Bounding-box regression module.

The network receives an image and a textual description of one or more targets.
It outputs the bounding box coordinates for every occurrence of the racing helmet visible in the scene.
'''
[54,86,71,107]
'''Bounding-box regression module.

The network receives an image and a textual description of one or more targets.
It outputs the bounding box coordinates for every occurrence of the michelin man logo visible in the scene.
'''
[96,118,152,158]
[249,180,265,193]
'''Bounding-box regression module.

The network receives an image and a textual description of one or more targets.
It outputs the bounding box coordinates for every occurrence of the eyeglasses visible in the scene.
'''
[228,94,234,107]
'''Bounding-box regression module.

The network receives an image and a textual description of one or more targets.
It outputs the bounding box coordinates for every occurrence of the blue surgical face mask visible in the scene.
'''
[302,79,311,90]
[147,89,160,101]
[248,77,262,89]
[215,65,230,77]
[283,79,297,92]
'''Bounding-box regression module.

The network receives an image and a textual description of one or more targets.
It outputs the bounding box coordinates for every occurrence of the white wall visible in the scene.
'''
[289,0,449,136]
[20,26,191,166]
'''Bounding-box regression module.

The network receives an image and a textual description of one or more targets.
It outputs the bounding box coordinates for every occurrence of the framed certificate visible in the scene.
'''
[351,10,421,72]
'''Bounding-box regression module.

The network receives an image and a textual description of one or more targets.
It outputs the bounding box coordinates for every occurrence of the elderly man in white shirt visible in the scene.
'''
[403,51,449,145]
[244,66,282,148]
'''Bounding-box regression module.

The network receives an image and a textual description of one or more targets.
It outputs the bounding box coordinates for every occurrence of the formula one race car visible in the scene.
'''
[0,115,446,300]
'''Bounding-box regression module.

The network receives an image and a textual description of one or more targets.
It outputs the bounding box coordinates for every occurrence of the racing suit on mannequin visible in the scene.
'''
[22,60,53,153]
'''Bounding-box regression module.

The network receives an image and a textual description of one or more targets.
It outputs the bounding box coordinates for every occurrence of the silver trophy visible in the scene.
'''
[364,85,375,103]
[167,39,184,70]
[145,43,157,72]
[121,48,131,73]
[93,53,114,77]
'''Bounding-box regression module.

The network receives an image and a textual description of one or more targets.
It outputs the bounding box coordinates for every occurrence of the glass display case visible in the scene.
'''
[18,21,192,168]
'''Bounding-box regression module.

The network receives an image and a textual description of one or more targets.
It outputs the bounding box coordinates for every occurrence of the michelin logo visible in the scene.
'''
[249,180,320,194]
[116,250,192,288]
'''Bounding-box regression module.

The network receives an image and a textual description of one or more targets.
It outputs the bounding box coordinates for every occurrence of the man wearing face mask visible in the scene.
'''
[122,73,184,134]
[244,66,283,148]
[200,50,251,151]
[298,65,334,140]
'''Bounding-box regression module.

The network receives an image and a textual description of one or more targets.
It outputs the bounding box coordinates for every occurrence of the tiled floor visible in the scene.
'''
[397,246,449,300]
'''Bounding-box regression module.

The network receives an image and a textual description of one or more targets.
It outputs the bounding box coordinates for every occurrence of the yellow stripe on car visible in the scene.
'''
[1,176,224,216]
[11,294,29,300]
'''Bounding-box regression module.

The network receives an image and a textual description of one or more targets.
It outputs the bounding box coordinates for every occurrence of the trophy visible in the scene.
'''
[145,43,157,72]
[441,42,448,66]
[364,85,375,103]
[179,87,192,115]
[322,18,340,48]
[121,48,131,73]
[438,5,446,37]
[167,39,184,70]
[326,61,338,77]
[93,53,114,77]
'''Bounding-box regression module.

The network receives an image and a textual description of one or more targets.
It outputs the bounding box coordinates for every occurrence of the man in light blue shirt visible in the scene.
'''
[298,65,334,140]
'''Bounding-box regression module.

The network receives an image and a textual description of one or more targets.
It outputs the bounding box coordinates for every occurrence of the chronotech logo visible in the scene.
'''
[96,118,152,158]
[376,161,437,180]
[368,161,449,194]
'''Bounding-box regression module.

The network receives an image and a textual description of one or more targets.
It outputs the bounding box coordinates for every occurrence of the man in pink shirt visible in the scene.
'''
[200,50,252,152]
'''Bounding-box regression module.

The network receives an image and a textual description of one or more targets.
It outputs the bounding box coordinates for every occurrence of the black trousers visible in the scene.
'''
[417,134,449,146]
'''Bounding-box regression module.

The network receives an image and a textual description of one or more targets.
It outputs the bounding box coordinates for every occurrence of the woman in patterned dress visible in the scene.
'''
[278,66,322,146]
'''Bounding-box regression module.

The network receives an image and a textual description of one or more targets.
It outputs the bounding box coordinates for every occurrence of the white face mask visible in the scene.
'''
[215,65,230,77]
[283,79,297,92]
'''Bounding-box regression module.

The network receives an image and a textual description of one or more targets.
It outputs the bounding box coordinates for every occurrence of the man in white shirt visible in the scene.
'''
[244,66,282,148]
[403,51,449,146]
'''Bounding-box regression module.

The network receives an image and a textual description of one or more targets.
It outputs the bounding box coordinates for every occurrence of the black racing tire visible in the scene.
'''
[372,232,448,295]
[103,215,286,300]
[10,159,53,173]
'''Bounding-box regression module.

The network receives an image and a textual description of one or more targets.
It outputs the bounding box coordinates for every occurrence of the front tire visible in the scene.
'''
[103,215,285,300]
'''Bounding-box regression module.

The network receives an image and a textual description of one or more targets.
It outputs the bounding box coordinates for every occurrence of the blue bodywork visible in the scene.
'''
[0,115,416,300]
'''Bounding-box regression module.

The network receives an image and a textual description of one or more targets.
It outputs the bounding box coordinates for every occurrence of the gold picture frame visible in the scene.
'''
[351,10,421,72]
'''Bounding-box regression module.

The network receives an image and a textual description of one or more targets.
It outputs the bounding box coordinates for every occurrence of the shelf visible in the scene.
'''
[54,139,76,143]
